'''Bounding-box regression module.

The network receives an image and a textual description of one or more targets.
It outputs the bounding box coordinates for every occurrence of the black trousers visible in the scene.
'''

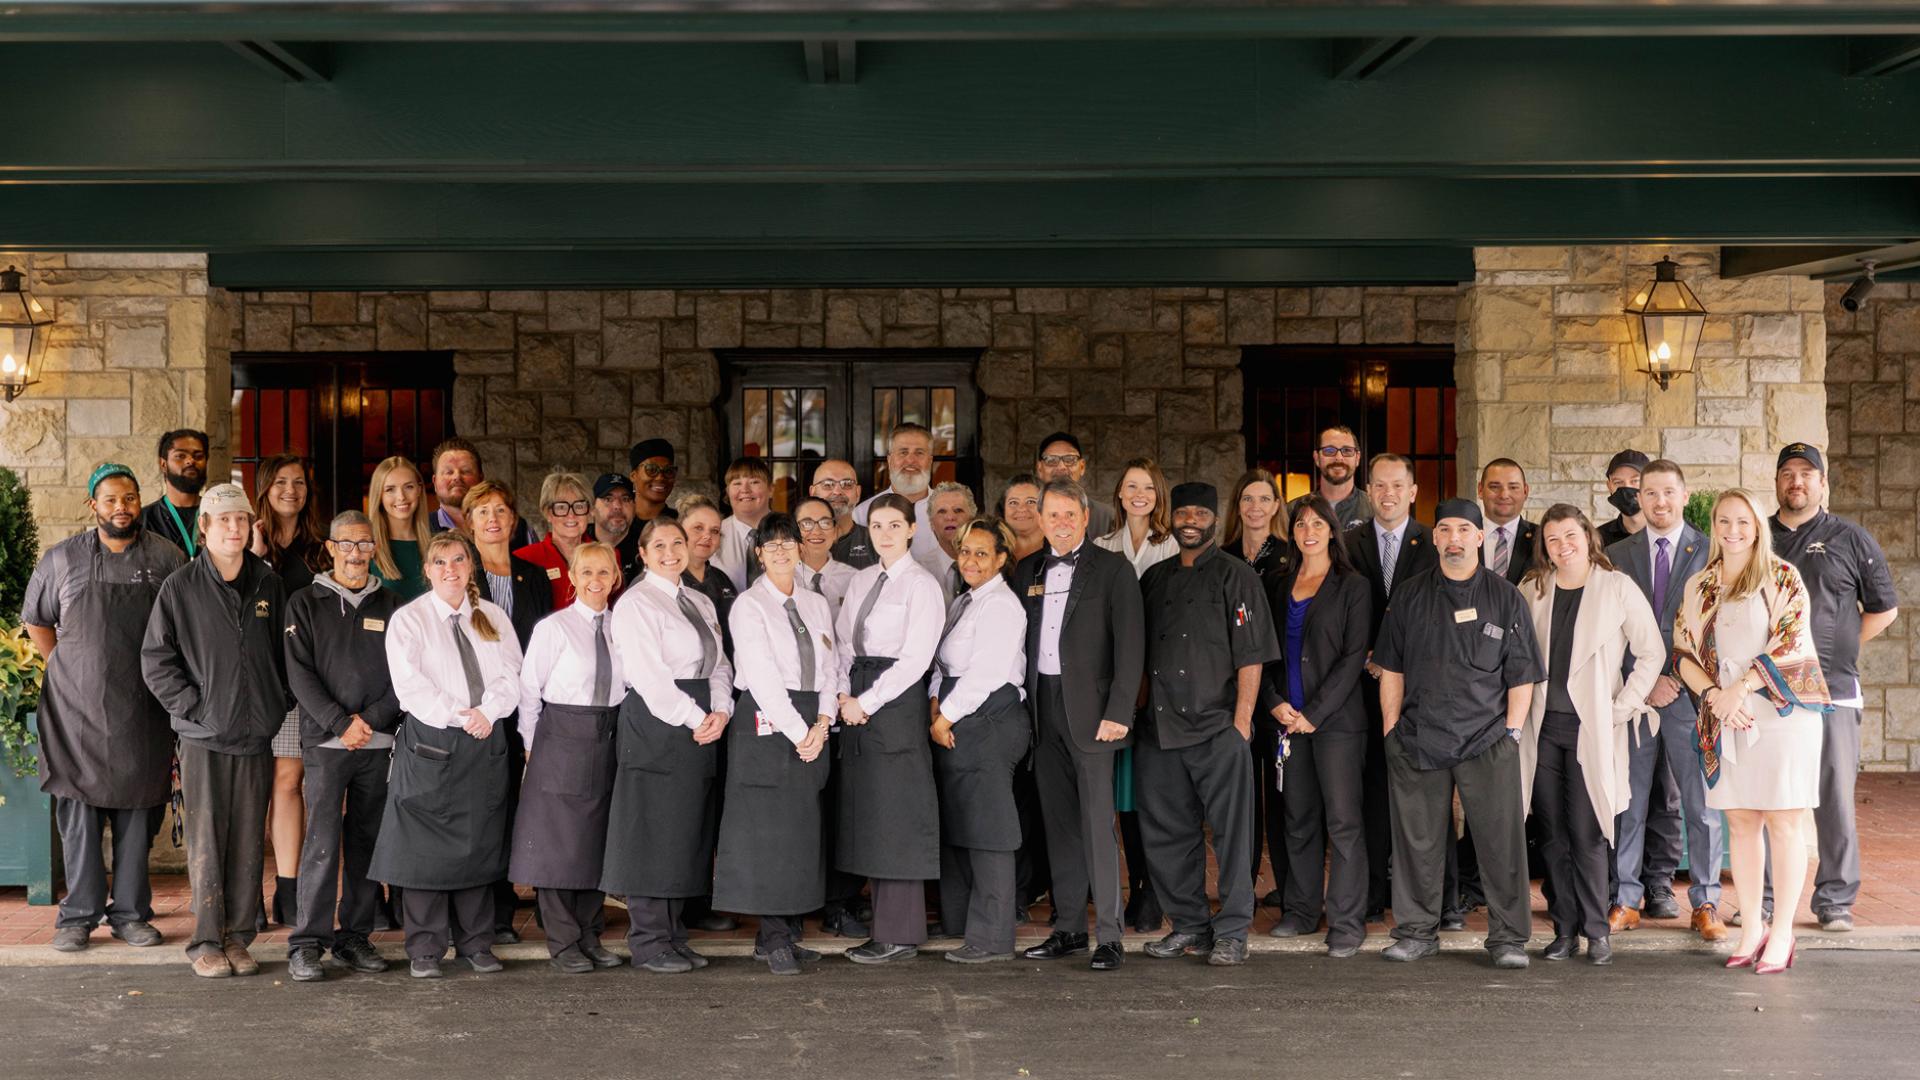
[1280,731,1369,948]
[290,746,387,953]
[939,846,1017,954]
[53,798,158,931]
[1136,726,1256,942]
[869,877,929,946]
[1362,696,1392,913]
[1251,724,1290,894]
[754,913,807,954]
[1031,676,1125,944]
[821,748,868,918]
[536,888,606,955]
[1387,730,1531,948]
[178,740,272,960]
[401,885,495,962]
[625,896,687,964]
[1532,716,1610,941]
[1013,756,1051,909]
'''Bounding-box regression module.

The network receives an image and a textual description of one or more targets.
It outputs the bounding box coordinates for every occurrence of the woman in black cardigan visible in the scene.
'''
[1260,494,1372,957]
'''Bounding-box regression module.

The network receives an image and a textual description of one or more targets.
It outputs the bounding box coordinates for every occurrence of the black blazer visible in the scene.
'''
[1492,517,1539,585]
[490,554,554,650]
[1258,568,1372,736]
[1344,520,1437,645]
[1013,542,1146,754]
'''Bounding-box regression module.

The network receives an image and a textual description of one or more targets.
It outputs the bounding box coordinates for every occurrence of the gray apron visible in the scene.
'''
[368,715,510,891]
[507,701,617,890]
[600,680,716,898]
[711,688,828,916]
[37,536,174,809]
[834,656,940,880]
[931,683,1030,852]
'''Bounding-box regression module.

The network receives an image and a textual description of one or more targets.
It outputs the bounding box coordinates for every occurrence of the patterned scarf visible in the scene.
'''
[1672,556,1832,786]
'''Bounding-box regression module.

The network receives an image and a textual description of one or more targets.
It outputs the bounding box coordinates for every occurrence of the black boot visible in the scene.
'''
[272,876,298,927]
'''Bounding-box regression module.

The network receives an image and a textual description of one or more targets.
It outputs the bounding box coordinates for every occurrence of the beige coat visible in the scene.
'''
[1519,566,1665,843]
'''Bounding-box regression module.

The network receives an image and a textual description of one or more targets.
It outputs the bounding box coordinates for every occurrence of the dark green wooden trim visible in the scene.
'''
[1848,35,1920,76]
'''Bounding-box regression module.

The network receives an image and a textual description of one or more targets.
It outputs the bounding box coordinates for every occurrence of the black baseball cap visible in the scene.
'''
[593,473,635,499]
[1777,443,1825,473]
[1036,431,1083,459]
[1606,449,1650,478]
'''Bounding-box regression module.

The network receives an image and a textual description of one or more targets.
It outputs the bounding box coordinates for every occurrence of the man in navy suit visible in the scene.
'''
[1604,459,1726,941]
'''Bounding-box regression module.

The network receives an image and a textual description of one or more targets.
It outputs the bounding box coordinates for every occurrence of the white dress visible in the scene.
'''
[1704,592,1823,812]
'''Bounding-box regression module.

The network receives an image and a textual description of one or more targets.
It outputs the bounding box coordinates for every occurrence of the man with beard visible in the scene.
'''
[812,458,877,568]
[1288,425,1373,531]
[589,473,641,575]
[918,481,976,595]
[1033,432,1114,539]
[1135,483,1276,967]
[854,424,942,563]
[25,464,187,952]
[628,437,680,528]
[1374,499,1540,969]
[140,429,208,557]
[430,437,529,546]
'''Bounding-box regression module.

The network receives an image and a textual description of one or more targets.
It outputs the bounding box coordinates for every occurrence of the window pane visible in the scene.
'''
[773,388,798,458]
[931,387,956,454]
[743,388,767,458]
[771,461,797,513]
[288,388,311,455]
[260,389,286,456]
[238,462,257,495]
[903,388,928,428]
[362,389,389,459]
[932,461,957,487]
[1415,389,1439,454]
[1415,461,1440,524]
[801,389,827,456]
[873,388,898,458]
[1443,388,1458,455]
[420,389,446,449]
[1386,389,1410,454]
[234,389,256,458]
[391,389,417,458]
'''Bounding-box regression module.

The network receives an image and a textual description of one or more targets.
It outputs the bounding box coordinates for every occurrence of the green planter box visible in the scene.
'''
[0,712,56,904]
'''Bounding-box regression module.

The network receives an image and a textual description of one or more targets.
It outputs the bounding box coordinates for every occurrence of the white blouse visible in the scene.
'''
[711,515,760,592]
[517,602,622,743]
[386,591,524,730]
[796,557,859,621]
[1094,525,1178,580]
[834,555,945,715]
[728,574,843,744]
[930,574,1028,723]
[610,570,735,730]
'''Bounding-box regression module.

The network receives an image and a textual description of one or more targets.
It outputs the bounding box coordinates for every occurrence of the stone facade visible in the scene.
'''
[1825,280,1920,770]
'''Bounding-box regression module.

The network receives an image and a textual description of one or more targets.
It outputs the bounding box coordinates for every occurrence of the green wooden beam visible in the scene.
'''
[1848,35,1920,76]
[1330,37,1431,80]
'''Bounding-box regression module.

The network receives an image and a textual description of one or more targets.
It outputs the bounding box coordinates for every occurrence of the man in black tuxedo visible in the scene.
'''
[1344,453,1436,919]
[1014,480,1145,972]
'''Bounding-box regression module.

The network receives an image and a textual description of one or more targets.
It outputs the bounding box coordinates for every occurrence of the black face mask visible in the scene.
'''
[1607,486,1642,518]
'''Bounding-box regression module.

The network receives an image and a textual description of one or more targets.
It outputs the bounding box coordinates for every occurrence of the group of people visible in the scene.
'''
[19,419,1892,981]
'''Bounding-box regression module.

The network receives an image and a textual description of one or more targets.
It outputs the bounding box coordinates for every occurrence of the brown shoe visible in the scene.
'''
[191,953,233,979]
[223,940,261,977]
[1607,905,1640,933]
[1691,903,1728,942]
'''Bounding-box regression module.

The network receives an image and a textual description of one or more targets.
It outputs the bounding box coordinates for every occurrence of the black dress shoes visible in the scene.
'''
[846,940,919,965]
[1644,889,1682,920]
[1587,937,1613,966]
[551,948,596,975]
[581,942,623,968]
[1543,936,1579,961]
[822,910,869,938]
[493,928,522,946]
[1089,942,1125,971]
[1207,938,1249,966]
[1144,930,1213,959]
[1022,931,1089,960]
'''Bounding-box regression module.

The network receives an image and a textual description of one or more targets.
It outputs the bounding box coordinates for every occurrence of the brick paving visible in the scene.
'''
[3,773,1916,950]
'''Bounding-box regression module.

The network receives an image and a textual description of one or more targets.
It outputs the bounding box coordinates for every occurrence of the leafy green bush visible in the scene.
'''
[0,466,36,625]
[1684,490,1717,536]
[0,466,38,776]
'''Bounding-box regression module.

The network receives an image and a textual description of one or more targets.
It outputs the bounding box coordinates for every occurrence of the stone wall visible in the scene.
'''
[1824,280,1919,770]
[226,285,1461,503]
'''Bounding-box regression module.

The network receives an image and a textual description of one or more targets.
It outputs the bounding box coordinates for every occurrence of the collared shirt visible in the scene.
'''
[610,570,735,731]
[853,490,941,561]
[1771,509,1898,703]
[930,575,1027,722]
[1482,517,1521,571]
[711,515,762,591]
[835,555,945,714]
[1290,487,1374,532]
[796,557,859,621]
[385,590,523,729]
[830,522,880,569]
[24,529,186,633]
[1036,540,1084,675]
[728,574,842,745]
[1373,566,1542,770]
[1094,526,1179,580]
[1139,546,1280,748]
[1644,519,1685,553]
[517,601,623,743]
[1372,517,1410,581]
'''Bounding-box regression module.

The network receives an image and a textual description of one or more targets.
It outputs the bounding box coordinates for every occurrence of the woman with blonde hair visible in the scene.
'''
[367,456,433,600]
[515,471,594,610]
[1673,488,1832,975]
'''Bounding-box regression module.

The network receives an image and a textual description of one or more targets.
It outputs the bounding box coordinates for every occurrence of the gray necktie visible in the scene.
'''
[935,591,973,680]
[851,569,888,656]
[809,568,826,594]
[947,562,964,599]
[677,588,719,678]
[591,611,612,707]
[1492,525,1511,575]
[784,597,816,692]
[449,613,484,708]
[1380,529,1399,598]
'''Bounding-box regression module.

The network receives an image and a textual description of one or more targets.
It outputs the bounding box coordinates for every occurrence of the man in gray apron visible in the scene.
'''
[22,463,186,952]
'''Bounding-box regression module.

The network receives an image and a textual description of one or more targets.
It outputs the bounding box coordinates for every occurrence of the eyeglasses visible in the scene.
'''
[636,463,678,480]
[547,500,591,517]
[1317,446,1360,458]
[1039,454,1082,468]
[797,518,836,532]
[328,539,378,553]
[812,478,858,491]
[759,540,800,553]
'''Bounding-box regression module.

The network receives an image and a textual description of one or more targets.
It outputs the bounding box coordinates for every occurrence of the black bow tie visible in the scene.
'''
[1044,547,1081,570]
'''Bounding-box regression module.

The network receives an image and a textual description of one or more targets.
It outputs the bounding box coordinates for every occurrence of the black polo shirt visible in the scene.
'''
[1373,565,1542,770]
[831,523,880,569]
[1770,510,1898,701]
[1139,546,1279,749]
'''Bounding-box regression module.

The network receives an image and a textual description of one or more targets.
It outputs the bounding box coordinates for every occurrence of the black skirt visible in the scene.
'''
[600,680,719,898]
[834,656,940,880]
[932,683,1031,852]
[508,701,618,890]
[711,688,830,916]
[369,715,511,891]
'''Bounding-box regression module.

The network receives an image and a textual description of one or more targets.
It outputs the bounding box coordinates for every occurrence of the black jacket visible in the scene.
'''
[483,554,554,649]
[284,579,404,747]
[140,550,291,755]
[1012,541,1145,754]
[1259,568,1372,736]
[1491,517,1539,585]
[1344,519,1438,646]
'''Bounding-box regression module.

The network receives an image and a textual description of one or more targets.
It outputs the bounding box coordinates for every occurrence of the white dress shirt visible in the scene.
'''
[1035,541,1083,676]
[729,574,843,745]
[517,601,622,744]
[610,570,735,730]
[1093,526,1178,580]
[1482,516,1521,571]
[915,542,960,590]
[1644,519,1685,555]
[386,590,524,729]
[853,490,941,561]
[712,514,762,591]
[796,557,859,621]
[835,555,945,715]
[931,574,1028,722]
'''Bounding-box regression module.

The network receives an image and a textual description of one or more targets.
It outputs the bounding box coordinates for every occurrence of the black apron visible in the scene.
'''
[369,715,510,891]
[931,683,1030,852]
[834,656,940,880]
[600,680,718,898]
[37,538,174,809]
[711,688,829,916]
[507,701,617,890]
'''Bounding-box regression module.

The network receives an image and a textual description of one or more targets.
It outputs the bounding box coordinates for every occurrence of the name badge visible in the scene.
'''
[1027,584,1046,597]
[1453,608,1478,623]
[545,566,562,580]
[756,711,775,737]
[362,617,386,632]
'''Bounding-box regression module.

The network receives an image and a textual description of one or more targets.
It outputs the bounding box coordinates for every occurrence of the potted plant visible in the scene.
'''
[0,465,53,904]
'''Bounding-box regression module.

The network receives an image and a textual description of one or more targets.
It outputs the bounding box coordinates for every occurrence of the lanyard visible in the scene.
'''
[160,498,197,558]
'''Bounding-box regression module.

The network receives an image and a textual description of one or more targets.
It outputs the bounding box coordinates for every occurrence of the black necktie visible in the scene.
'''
[676,587,719,678]
[1044,546,1080,571]
[591,611,612,707]
[946,562,965,599]
[851,569,888,656]
[936,591,973,680]
[449,613,484,709]
[784,597,815,692]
